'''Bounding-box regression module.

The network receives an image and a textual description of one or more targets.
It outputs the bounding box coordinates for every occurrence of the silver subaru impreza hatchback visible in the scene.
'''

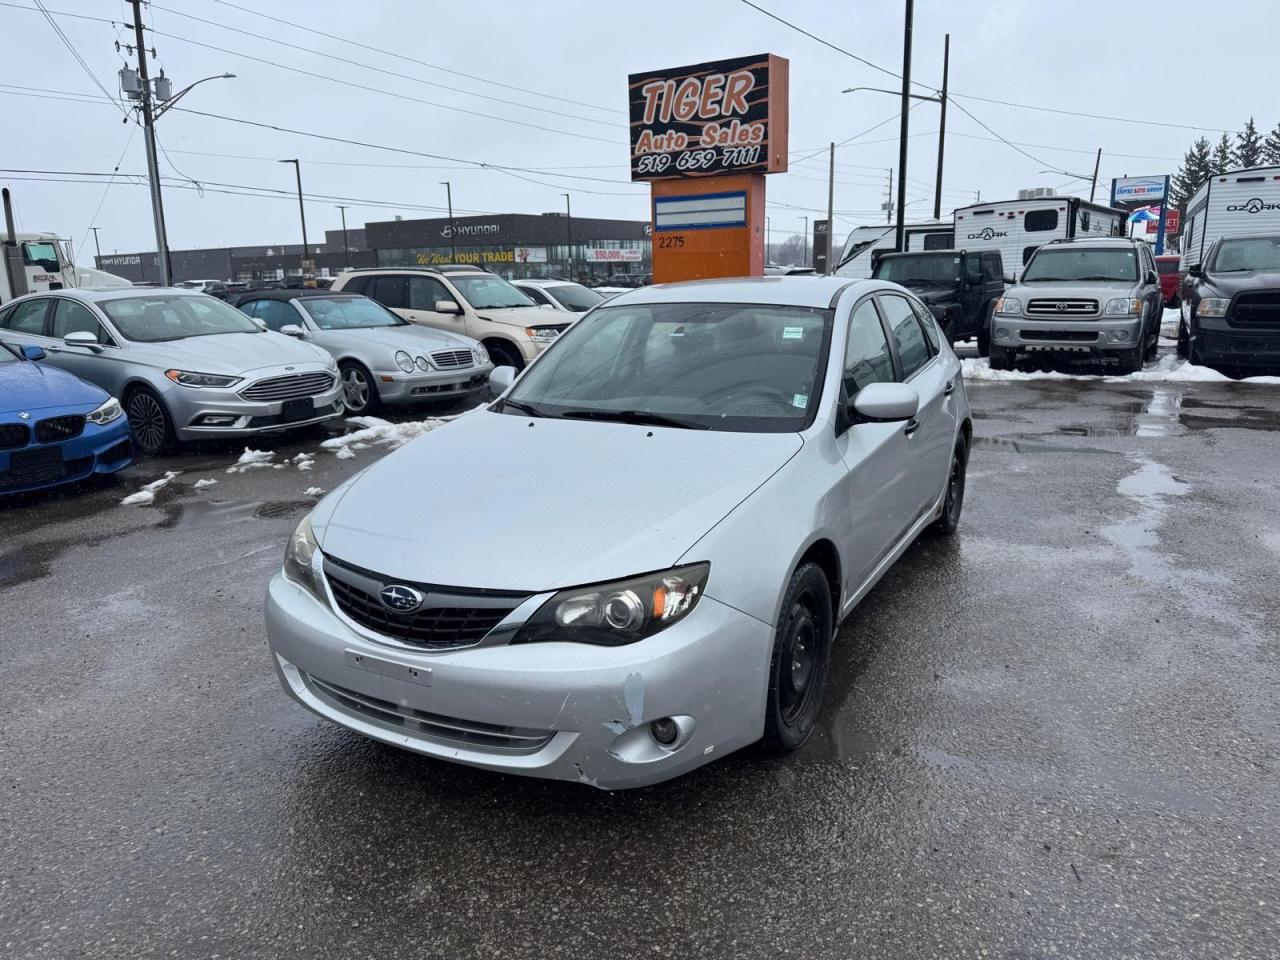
[266,276,971,788]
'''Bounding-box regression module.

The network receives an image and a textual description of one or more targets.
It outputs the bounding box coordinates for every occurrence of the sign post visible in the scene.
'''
[628,54,789,282]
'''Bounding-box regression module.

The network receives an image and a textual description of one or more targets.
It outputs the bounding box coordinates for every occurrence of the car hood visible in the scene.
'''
[0,360,108,414]
[314,410,804,591]
[1200,269,1280,296]
[128,331,332,374]
[474,306,563,328]
[316,325,474,354]
[1009,280,1138,302]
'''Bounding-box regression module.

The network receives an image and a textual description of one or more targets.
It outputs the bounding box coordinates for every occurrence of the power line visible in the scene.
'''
[77,123,138,258]
[30,0,128,118]
[738,0,901,84]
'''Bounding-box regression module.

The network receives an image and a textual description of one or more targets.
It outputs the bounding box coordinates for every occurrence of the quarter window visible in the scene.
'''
[51,299,111,343]
[3,299,50,335]
[843,299,895,395]
[879,294,932,379]
[340,276,370,295]
[1025,209,1059,232]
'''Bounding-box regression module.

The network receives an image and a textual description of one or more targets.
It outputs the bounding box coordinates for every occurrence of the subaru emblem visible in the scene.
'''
[17,411,30,420]
[380,583,425,612]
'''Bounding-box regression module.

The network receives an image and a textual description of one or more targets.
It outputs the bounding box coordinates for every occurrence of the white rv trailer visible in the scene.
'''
[952,196,1125,280]
[1181,165,1280,271]
[834,220,953,279]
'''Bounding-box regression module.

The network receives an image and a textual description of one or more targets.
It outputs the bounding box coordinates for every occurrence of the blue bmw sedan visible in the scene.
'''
[0,341,132,495]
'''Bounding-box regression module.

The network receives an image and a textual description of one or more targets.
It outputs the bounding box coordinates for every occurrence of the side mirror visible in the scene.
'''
[250,318,268,332]
[435,299,463,315]
[1188,264,1203,277]
[63,330,103,352]
[851,382,920,423]
[279,324,307,339]
[1003,274,1016,285]
[488,365,516,397]
[20,344,46,361]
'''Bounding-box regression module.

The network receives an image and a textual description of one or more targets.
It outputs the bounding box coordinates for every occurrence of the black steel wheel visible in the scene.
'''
[340,361,379,415]
[988,345,1013,370]
[1176,319,1189,359]
[763,563,833,753]
[487,341,525,372]
[931,433,968,536]
[126,387,175,456]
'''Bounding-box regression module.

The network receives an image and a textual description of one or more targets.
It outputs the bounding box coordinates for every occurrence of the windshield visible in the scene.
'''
[546,283,604,312]
[1021,248,1137,282]
[101,294,261,342]
[504,302,832,433]
[449,275,535,310]
[302,296,408,330]
[1210,237,1280,272]
[875,254,962,285]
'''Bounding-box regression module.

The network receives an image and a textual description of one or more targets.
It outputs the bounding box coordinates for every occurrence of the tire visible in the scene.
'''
[125,386,176,457]
[976,305,993,357]
[1189,334,1208,368]
[762,563,834,753]
[1176,320,1189,359]
[487,341,525,371]
[988,345,1013,370]
[1143,318,1159,361]
[1115,343,1143,375]
[339,361,379,416]
[931,434,968,536]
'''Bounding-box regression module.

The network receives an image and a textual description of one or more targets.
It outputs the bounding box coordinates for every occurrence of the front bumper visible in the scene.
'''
[169,380,346,441]
[1194,323,1280,367]
[0,415,132,495]
[374,363,494,404]
[264,571,773,789]
[991,315,1143,355]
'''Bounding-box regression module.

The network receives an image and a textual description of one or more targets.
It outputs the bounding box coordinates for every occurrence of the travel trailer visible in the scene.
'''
[834,220,954,279]
[1181,165,1280,272]
[952,196,1125,280]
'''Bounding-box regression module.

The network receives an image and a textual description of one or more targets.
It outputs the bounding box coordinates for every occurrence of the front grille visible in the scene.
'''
[1021,329,1099,342]
[240,371,335,402]
[430,349,474,369]
[303,673,554,753]
[1231,291,1280,328]
[35,414,85,444]
[0,423,28,451]
[1027,298,1099,317]
[323,556,529,650]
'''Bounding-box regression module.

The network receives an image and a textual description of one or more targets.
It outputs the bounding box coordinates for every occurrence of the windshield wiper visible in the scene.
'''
[557,408,709,430]
[499,398,545,418]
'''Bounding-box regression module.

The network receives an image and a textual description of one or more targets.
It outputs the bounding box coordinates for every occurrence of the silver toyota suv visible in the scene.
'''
[989,238,1164,373]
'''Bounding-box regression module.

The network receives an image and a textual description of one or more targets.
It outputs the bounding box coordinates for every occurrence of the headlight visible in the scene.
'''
[1104,298,1142,316]
[995,297,1022,315]
[86,396,123,425]
[164,369,241,388]
[414,355,430,372]
[394,350,415,373]
[525,326,561,343]
[1197,297,1231,318]
[473,344,490,365]
[282,514,324,601]
[512,563,710,646]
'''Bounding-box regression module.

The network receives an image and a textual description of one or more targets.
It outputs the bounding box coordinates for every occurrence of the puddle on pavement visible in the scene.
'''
[1056,387,1188,438]
[1101,461,1190,583]
[973,436,1116,455]
[1177,397,1280,433]
[156,498,316,530]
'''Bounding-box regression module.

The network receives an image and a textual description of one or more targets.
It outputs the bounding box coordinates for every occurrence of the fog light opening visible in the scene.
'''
[995,327,1010,339]
[1115,330,1130,342]
[650,717,679,746]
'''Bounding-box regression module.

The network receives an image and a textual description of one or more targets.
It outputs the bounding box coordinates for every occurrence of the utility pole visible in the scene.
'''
[562,193,573,278]
[278,159,308,276]
[128,0,170,286]
[1089,148,1102,203]
[933,33,949,221]
[826,142,835,275]
[440,181,455,263]
[90,226,102,263]
[895,0,914,252]
[335,205,349,268]
[886,169,894,224]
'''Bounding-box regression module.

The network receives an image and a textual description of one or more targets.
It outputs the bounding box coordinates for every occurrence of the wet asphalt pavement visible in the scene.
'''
[2,363,1279,959]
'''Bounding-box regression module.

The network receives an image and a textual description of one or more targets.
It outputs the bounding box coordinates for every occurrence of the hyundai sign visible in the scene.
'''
[1112,176,1167,204]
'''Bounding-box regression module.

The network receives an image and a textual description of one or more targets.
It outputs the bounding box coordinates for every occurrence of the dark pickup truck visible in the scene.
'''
[873,248,1006,354]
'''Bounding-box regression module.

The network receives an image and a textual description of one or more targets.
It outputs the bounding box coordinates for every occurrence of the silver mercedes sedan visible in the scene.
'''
[265,277,971,788]
[0,287,344,455]
[228,290,493,416]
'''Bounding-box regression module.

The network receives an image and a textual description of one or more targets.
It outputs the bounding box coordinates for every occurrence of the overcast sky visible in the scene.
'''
[1,0,1270,263]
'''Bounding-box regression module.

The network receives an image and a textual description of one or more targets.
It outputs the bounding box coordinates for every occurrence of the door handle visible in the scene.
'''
[903,418,920,436]
[943,379,955,396]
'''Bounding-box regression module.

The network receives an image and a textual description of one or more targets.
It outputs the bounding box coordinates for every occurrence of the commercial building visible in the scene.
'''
[96,214,652,284]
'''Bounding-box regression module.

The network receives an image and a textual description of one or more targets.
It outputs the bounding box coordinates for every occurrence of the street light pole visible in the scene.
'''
[440,181,455,263]
[90,226,102,263]
[335,205,349,268]
[278,159,308,276]
[895,0,914,252]
[934,33,949,221]
[826,142,835,275]
[562,193,573,278]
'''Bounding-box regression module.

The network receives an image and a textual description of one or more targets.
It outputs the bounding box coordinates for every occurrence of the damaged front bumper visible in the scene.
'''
[264,573,773,789]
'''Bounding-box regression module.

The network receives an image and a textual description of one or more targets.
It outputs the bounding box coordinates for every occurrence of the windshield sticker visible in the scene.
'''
[792,393,808,409]
[782,326,804,340]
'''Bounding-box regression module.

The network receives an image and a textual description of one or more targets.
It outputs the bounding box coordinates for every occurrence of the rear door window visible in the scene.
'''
[372,275,410,309]
[3,299,51,335]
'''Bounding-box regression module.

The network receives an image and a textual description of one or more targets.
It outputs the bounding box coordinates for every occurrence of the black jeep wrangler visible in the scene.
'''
[873,248,1006,354]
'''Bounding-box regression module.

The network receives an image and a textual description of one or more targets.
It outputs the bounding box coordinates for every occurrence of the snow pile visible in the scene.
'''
[193,478,218,490]
[292,453,315,471]
[303,486,325,497]
[960,359,1081,382]
[120,471,180,506]
[319,415,447,460]
[225,448,276,474]
[962,356,1280,385]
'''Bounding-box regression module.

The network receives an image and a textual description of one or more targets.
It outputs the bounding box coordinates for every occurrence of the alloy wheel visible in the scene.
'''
[127,392,167,454]
[342,367,371,412]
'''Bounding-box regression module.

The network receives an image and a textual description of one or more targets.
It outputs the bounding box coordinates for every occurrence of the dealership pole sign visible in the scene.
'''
[630,54,789,281]
[1110,174,1173,255]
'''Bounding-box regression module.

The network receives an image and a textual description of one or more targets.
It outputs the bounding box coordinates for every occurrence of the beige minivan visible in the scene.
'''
[331,266,569,369]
